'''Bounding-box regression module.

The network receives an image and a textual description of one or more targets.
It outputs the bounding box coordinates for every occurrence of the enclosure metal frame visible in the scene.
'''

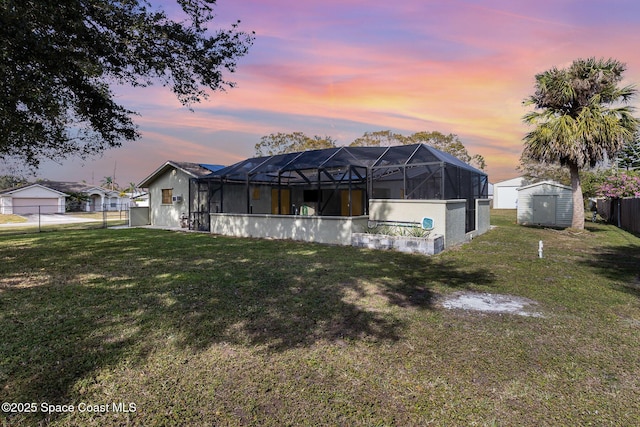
[190,144,488,232]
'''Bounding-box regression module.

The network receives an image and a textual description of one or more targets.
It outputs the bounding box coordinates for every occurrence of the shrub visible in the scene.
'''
[597,172,640,198]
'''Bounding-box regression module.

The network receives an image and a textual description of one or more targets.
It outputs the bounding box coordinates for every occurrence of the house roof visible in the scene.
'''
[138,161,225,188]
[494,176,526,187]
[517,180,571,191]
[36,180,119,195]
[0,183,68,197]
[199,164,226,173]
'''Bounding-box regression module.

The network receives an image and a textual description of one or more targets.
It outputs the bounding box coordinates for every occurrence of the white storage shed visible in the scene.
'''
[517,181,573,227]
[493,177,526,209]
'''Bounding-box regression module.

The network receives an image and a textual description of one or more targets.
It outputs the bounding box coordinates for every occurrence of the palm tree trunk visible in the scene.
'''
[569,162,584,229]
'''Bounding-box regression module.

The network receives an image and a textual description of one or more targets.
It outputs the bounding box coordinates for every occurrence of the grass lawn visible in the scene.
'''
[0,214,27,224]
[0,212,128,236]
[1,210,639,426]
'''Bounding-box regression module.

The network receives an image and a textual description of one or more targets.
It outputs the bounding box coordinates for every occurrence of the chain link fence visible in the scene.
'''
[0,204,130,236]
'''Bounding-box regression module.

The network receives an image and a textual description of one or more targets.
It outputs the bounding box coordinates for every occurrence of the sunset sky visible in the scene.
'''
[26,0,640,186]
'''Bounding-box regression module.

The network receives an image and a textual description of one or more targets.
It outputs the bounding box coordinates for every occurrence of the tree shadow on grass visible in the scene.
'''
[0,229,494,422]
[578,241,640,297]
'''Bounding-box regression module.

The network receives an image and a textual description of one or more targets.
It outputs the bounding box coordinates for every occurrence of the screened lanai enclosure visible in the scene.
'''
[189,143,488,233]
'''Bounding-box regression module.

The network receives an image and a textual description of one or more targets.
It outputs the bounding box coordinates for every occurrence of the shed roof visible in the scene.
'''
[517,180,571,191]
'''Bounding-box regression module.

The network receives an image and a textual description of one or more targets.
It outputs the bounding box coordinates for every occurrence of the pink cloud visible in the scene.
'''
[34,0,640,185]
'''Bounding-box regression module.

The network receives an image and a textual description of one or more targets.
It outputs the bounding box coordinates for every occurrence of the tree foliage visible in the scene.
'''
[597,171,640,198]
[65,191,90,212]
[516,154,571,186]
[408,131,486,170]
[522,57,638,229]
[101,176,117,191]
[349,130,407,147]
[254,129,486,171]
[349,130,486,170]
[254,132,337,156]
[0,175,27,190]
[517,155,619,199]
[580,169,613,199]
[616,135,640,170]
[0,0,254,169]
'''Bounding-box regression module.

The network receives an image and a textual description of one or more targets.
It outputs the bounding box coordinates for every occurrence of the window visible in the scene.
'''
[303,190,319,202]
[252,187,261,200]
[162,189,173,204]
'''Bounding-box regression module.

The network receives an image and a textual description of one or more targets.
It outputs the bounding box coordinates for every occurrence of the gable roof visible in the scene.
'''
[138,161,225,188]
[0,183,68,197]
[517,180,572,191]
[199,164,226,173]
[494,176,526,187]
[36,180,120,195]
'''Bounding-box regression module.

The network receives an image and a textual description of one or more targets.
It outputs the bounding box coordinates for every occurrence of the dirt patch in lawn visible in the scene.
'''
[440,291,543,317]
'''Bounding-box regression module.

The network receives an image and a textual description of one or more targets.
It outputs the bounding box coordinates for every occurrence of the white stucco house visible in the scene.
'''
[136,161,224,228]
[493,176,526,209]
[38,181,129,212]
[139,145,491,251]
[0,184,67,214]
[80,186,123,211]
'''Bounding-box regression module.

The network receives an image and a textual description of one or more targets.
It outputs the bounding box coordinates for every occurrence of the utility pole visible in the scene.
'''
[112,161,117,190]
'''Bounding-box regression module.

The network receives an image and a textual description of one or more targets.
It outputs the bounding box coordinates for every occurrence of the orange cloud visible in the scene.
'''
[37,1,640,185]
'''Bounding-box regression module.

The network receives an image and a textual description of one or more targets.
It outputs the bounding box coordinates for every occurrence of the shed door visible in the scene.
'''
[12,198,58,214]
[532,195,556,225]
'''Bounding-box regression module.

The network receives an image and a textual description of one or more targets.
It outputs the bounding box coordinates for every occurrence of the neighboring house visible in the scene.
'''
[493,177,526,209]
[0,184,67,215]
[137,161,225,228]
[39,181,129,212]
[127,190,149,207]
[487,182,494,199]
[517,181,573,227]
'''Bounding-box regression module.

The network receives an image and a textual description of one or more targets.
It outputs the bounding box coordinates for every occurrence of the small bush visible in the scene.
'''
[364,223,430,237]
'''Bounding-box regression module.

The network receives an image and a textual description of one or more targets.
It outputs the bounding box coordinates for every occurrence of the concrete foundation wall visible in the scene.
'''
[474,199,491,236]
[210,214,369,245]
[351,233,445,255]
[210,198,490,251]
[369,199,468,247]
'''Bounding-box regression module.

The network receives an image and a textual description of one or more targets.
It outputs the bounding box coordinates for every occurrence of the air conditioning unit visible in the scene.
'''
[172,195,183,203]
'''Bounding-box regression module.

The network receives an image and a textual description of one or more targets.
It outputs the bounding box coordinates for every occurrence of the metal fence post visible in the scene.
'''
[618,199,622,228]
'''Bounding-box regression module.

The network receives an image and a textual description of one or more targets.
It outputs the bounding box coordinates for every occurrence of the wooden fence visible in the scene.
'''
[597,198,640,234]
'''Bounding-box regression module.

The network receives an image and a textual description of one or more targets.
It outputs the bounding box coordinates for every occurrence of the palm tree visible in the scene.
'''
[101,176,117,191]
[522,57,638,229]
